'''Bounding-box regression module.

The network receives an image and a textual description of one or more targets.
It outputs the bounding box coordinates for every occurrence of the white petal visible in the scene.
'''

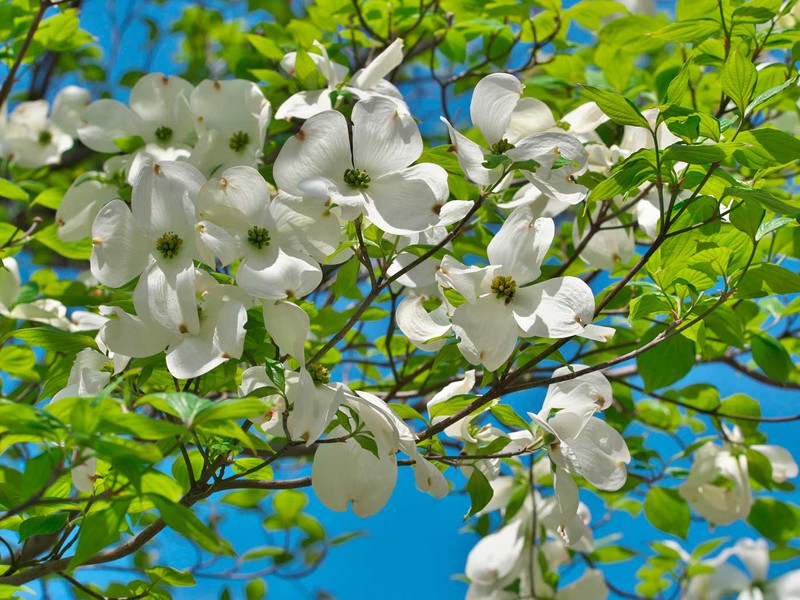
[349,39,404,91]
[263,300,309,365]
[413,454,449,498]
[543,364,613,414]
[396,296,452,352]
[751,444,799,483]
[51,85,90,138]
[557,569,609,600]
[237,247,322,300]
[190,79,271,140]
[78,99,143,152]
[734,538,771,583]
[562,102,609,134]
[471,73,523,146]
[273,110,352,197]
[274,89,334,121]
[90,200,150,288]
[132,160,204,244]
[565,417,630,491]
[452,295,519,372]
[441,117,495,187]
[513,277,597,339]
[437,255,496,301]
[312,438,398,517]
[101,307,174,358]
[198,165,271,224]
[465,519,524,586]
[57,177,119,242]
[130,73,195,142]
[134,260,199,336]
[365,164,447,234]
[504,97,555,143]
[352,95,421,176]
[487,207,553,284]
[553,467,581,545]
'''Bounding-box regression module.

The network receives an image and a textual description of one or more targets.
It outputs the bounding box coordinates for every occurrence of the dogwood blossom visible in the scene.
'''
[276,39,406,120]
[274,95,449,234]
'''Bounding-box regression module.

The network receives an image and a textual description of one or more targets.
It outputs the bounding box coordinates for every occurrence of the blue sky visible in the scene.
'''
[10,0,800,597]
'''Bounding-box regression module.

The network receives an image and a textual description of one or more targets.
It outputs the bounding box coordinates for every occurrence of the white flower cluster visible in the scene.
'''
[0,86,88,168]
[4,42,641,580]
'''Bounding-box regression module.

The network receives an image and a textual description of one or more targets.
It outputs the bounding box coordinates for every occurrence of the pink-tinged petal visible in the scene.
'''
[365,164,447,234]
[352,96,421,175]
[78,99,143,152]
[90,200,150,288]
[275,89,334,121]
[488,206,554,284]
[237,247,322,300]
[349,39,404,90]
[512,276,596,339]
[273,110,352,197]
[471,73,523,145]
[396,296,452,352]
[452,295,519,372]
[441,117,495,187]
[312,438,398,517]
[263,300,310,366]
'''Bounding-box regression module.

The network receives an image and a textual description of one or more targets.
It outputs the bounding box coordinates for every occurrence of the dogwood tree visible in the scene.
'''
[0,0,799,598]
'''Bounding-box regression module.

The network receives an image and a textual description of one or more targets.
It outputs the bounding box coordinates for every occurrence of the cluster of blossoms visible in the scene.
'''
[3,30,797,599]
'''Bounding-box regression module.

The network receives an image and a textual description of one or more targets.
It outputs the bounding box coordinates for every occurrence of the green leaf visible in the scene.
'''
[751,333,794,382]
[490,405,530,431]
[724,186,800,216]
[0,346,39,381]
[6,327,98,354]
[580,85,650,128]
[732,128,800,168]
[652,19,720,43]
[194,397,268,425]
[591,545,638,563]
[736,264,800,298]
[294,47,321,90]
[146,566,197,587]
[637,328,695,391]
[19,512,68,542]
[663,57,694,106]
[273,490,306,526]
[721,47,757,114]
[745,76,798,116]
[151,496,235,556]
[113,135,146,153]
[756,217,794,242]
[0,179,29,202]
[464,468,493,520]
[662,143,736,164]
[34,224,92,260]
[748,499,799,544]
[69,501,130,568]
[643,487,690,539]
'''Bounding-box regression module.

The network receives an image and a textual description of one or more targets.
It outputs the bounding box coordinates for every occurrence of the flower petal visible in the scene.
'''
[365,164,447,234]
[471,73,523,146]
[487,206,554,284]
[352,95,421,176]
[90,200,150,288]
[263,299,310,366]
[396,295,452,352]
[452,295,519,372]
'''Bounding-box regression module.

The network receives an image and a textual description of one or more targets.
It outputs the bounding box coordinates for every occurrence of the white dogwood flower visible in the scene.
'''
[189,79,271,174]
[276,39,406,120]
[90,160,211,335]
[196,166,322,299]
[436,206,614,371]
[2,98,73,168]
[273,95,449,234]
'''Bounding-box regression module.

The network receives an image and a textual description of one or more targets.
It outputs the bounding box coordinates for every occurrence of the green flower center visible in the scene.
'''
[155,231,183,259]
[309,364,330,384]
[490,138,515,154]
[343,168,371,189]
[491,275,517,304]
[155,126,173,142]
[229,130,250,152]
[38,130,52,145]
[247,226,270,250]
[554,120,571,131]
